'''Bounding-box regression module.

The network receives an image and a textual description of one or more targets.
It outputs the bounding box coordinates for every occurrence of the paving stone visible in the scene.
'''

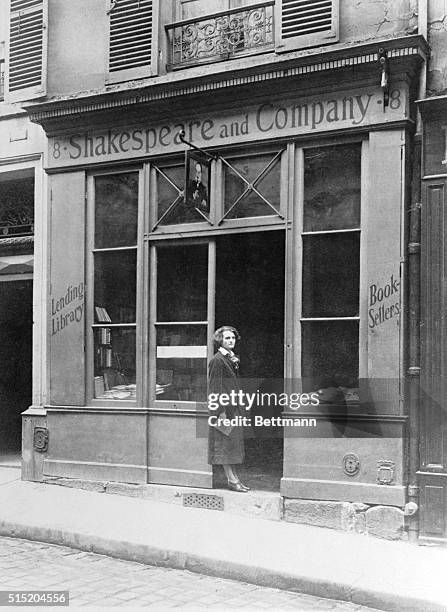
[0,535,376,610]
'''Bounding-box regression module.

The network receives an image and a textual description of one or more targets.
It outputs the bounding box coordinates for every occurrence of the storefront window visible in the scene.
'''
[157,245,207,321]
[222,151,281,220]
[155,164,207,226]
[302,233,359,318]
[302,143,361,392]
[94,328,136,400]
[92,171,138,400]
[156,244,208,401]
[95,174,138,247]
[94,250,136,323]
[303,145,360,232]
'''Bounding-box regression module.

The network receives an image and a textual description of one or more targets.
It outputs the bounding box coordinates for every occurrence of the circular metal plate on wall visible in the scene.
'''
[343,452,360,476]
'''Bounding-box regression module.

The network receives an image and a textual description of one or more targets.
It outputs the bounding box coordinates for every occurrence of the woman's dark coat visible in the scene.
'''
[208,351,245,465]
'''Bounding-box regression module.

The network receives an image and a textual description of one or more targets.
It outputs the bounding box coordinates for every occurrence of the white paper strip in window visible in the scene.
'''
[157,345,207,359]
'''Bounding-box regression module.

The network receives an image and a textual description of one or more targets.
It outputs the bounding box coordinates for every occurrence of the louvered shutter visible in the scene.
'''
[106,0,159,83]
[276,0,338,53]
[7,0,47,102]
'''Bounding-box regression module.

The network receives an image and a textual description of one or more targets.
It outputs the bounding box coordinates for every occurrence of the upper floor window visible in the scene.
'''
[166,0,275,69]
[6,0,47,102]
[106,0,159,84]
[165,0,339,70]
[277,0,338,53]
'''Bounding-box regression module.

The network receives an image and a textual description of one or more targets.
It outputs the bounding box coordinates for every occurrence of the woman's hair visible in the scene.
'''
[213,326,240,347]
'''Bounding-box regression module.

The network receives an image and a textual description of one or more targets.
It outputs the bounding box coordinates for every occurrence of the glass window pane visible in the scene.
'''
[157,244,208,321]
[157,166,183,219]
[302,233,360,317]
[224,153,280,219]
[94,250,136,323]
[156,325,207,401]
[225,190,273,219]
[95,173,138,248]
[94,327,136,400]
[157,165,204,226]
[304,144,361,231]
[302,320,359,390]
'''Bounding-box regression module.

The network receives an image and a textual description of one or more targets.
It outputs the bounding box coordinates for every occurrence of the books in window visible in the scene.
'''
[99,328,111,346]
[95,306,112,323]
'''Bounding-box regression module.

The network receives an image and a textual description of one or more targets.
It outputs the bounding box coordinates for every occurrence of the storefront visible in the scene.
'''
[0,117,45,465]
[24,44,425,533]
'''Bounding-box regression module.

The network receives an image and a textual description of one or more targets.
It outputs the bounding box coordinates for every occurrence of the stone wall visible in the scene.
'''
[428,1,447,94]
[283,499,406,540]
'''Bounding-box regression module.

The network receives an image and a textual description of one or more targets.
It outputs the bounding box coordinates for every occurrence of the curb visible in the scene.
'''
[0,520,444,612]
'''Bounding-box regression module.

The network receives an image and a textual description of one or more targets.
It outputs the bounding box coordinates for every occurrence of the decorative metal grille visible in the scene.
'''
[166,1,274,69]
[183,492,224,510]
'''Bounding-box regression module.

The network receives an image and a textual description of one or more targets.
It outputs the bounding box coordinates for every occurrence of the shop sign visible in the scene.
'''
[47,85,407,169]
[368,274,400,330]
[51,282,85,336]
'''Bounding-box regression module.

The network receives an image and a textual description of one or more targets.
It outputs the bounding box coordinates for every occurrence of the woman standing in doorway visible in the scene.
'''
[208,326,249,492]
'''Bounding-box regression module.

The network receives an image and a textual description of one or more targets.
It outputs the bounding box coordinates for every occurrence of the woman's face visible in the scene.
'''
[221,331,236,352]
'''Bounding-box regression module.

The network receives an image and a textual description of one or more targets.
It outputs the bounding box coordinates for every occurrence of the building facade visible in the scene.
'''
[0,0,46,465]
[1,0,445,541]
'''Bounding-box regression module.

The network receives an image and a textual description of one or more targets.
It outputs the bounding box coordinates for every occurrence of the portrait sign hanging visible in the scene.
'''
[184,149,211,216]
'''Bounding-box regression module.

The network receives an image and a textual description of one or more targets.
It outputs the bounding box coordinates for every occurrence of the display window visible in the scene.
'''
[89,171,139,402]
[87,140,364,408]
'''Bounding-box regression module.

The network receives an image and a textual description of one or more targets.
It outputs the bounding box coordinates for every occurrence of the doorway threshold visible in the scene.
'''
[0,452,21,469]
[43,476,283,522]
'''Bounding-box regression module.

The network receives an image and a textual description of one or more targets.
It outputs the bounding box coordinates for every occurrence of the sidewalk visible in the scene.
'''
[0,467,446,612]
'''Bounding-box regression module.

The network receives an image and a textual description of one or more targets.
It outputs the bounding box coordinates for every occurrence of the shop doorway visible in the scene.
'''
[0,280,32,458]
[214,230,285,491]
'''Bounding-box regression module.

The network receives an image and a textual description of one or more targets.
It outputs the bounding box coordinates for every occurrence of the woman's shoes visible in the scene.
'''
[228,480,250,492]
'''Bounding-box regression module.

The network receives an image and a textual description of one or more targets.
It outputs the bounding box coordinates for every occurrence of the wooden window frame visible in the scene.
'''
[105,0,159,85]
[275,0,339,55]
[6,0,48,102]
[86,167,145,407]
[287,137,367,388]
[84,137,366,410]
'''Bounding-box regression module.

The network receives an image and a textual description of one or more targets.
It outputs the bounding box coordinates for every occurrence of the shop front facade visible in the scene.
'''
[0,10,46,461]
[22,36,427,537]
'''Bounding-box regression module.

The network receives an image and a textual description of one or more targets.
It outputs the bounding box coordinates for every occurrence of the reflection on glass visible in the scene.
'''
[157,166,182,219]
[224,153,280,219]
[301,320,359,391]
[94,327,136,400]
[94,250,136,323]
[157,245,207,321]
[156,165,204,225]
[95,173,138,248]
[304,144,361,232]
[156,325,207,401]
[302,233,359,317]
